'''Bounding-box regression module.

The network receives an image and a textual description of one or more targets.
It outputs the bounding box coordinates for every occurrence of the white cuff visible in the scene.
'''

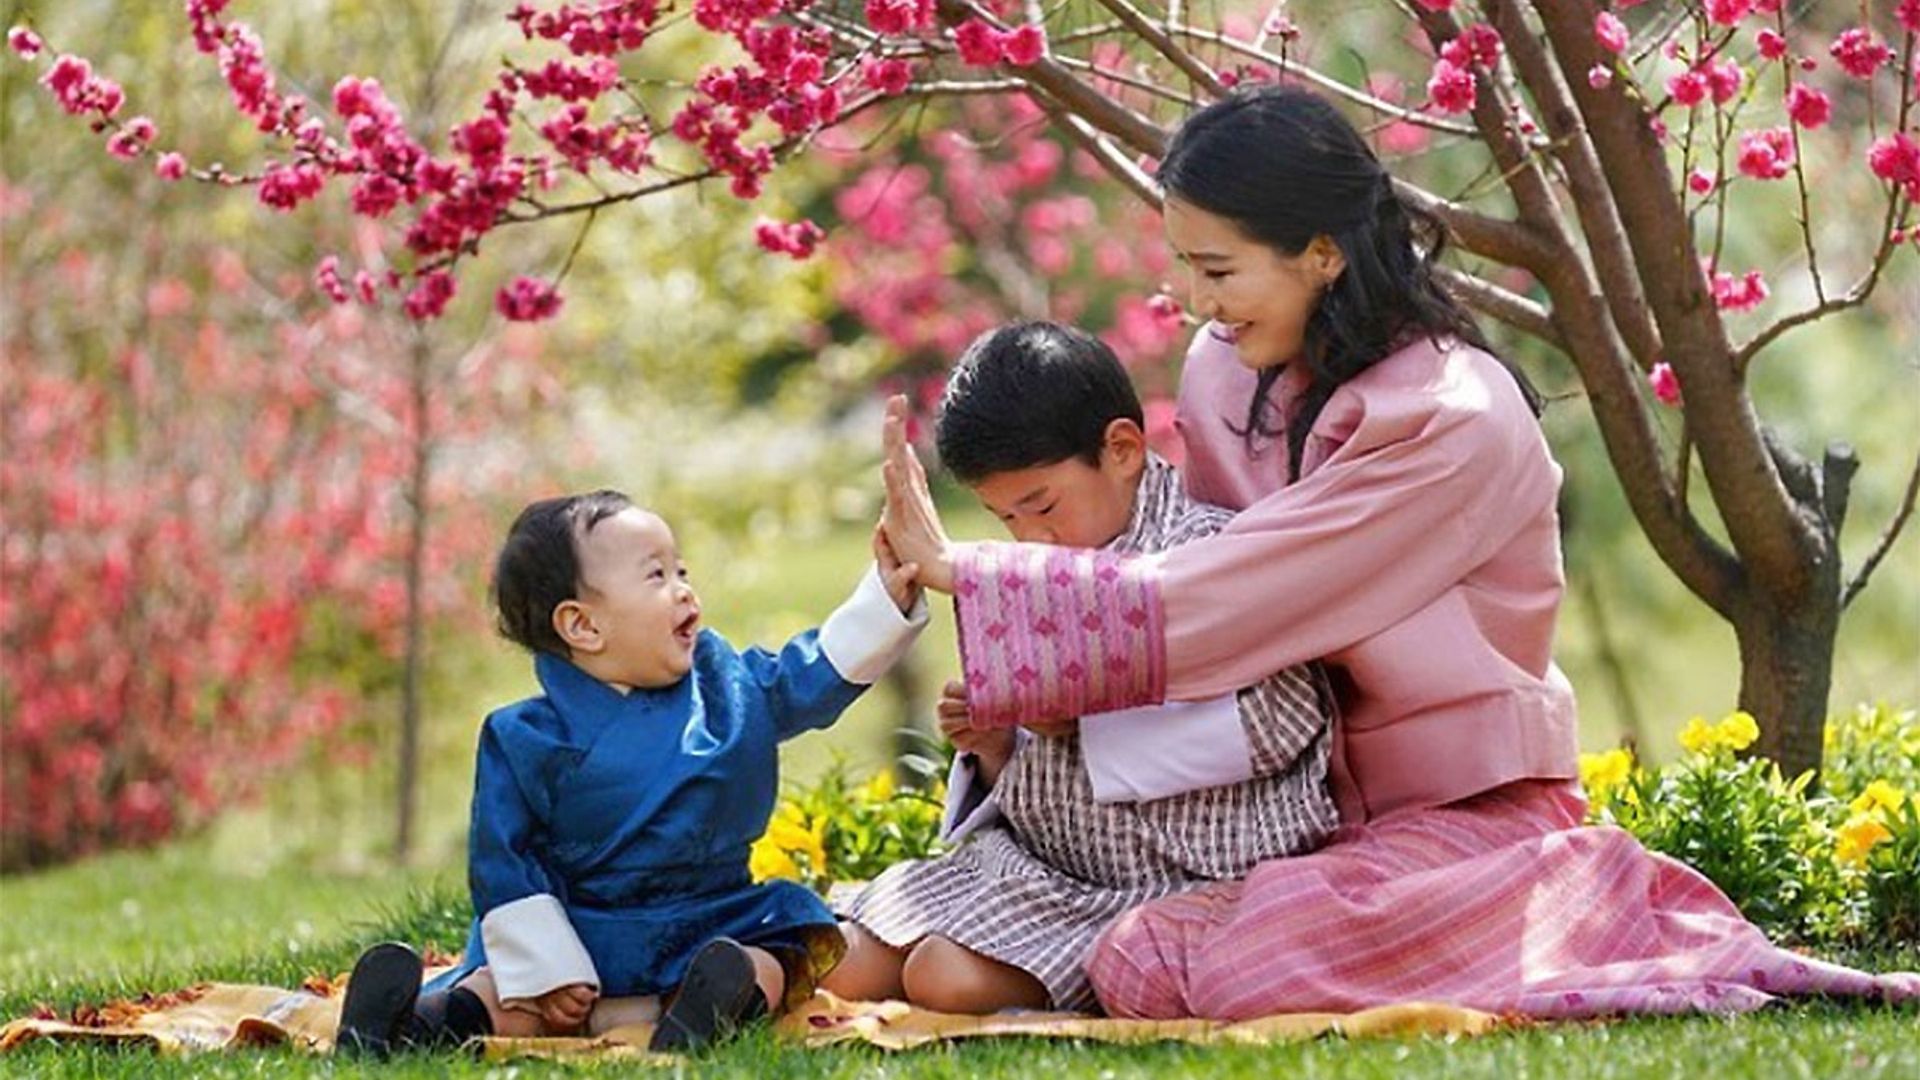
[480,893,600,1003]
[819,563,929,685]
[939,733,1026,843]
[1079,694,1253,803]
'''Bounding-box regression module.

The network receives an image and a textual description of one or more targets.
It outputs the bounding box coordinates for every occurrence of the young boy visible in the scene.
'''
[825,321,1340,1014]
[336,491,927,1055]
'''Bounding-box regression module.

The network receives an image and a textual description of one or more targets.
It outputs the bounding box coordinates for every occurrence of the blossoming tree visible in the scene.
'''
[11,0,1919,776]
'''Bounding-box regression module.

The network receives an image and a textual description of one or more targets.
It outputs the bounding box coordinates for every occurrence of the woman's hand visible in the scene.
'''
[880,395,956,594]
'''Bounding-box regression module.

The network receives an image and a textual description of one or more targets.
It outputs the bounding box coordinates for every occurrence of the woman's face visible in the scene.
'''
[1163,197,1341,371]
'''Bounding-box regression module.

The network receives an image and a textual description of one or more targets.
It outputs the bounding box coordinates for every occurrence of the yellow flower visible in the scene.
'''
[1850,780,1906,818]
[1715,711,1759,752]
[1579,748,1633,799]
[1678,716,1716,755]
[859,769,896,804]
[766,805,829,873]
[749,834,802,882]
[1835,813,1893,866]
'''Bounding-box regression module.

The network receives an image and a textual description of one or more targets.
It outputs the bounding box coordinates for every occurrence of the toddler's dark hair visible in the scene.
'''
[935,321,1144,483]
[491,489,633,657]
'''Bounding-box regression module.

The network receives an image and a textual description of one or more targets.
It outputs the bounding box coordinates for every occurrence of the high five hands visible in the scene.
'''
[879,394,956,594]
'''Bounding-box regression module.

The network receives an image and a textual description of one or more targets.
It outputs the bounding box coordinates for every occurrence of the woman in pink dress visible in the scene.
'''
[877,85,1917,1020]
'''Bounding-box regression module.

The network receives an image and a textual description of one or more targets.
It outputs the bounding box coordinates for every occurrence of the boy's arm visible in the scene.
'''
[743,562,930,741]
[469,715,600,1005]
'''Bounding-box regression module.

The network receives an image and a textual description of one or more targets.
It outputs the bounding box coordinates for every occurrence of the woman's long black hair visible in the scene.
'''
[1159,85,1543,480]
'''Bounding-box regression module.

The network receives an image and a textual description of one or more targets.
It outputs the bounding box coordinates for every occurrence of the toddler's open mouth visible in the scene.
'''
[673,610,700,647]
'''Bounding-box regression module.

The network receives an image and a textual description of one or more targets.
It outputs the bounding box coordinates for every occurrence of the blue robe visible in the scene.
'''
[435,570,925,1001]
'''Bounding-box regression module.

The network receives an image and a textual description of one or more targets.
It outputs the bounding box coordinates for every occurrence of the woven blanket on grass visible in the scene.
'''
[0,971,1502,1061]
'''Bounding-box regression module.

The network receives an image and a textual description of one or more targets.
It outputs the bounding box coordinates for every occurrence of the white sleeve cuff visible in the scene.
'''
[818,563,929,685]
[480,893,600,1003]
[939,733,1025,843]
[1079,694,1253,803]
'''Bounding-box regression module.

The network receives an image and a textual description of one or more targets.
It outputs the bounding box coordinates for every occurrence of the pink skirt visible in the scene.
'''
[1087,779,1920,1020]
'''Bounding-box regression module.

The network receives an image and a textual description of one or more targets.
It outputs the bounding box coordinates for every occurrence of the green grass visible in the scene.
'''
[2,838,1917,1078]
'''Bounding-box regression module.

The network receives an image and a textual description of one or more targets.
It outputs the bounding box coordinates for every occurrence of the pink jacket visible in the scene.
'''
[953,329,1578,822]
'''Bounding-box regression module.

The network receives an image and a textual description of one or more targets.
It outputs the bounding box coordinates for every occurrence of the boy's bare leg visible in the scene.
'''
[742,945,787,1011]
[454,968,555,1038]
[819,922,909,1001]
[900,935,1050,1015]
[586,994,661,1036]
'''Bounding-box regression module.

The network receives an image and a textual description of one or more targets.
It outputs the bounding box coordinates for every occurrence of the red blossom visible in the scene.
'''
[1649,362,1681,406]
[1736,127,1795,180]
[1785,84,1830,129]
[1594,12,1629,56]
[1830,28,1891,80]
[402,268,457,319]
[754,216,827,259]
[154,152,187,180]
[1756,29,1787,61]
[8,26,42,58]
[1704,0,1752,26]
[953,19,1006,67]
[1426,59,1475,114]
[1004,25,1047,67]
[495,276,564,321]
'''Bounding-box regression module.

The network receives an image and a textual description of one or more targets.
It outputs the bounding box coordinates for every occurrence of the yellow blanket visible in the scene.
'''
[0,974,1503,1061]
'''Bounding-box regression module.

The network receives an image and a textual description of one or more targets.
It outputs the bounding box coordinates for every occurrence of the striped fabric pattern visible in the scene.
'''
[840,457,1338,1011]
[1087,778,1920,1019]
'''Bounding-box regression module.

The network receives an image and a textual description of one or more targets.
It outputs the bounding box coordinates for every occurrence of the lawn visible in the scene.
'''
[2,832,1917,1079]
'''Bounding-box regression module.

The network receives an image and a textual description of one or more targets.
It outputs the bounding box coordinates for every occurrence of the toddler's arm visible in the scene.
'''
[468,714,601,1007]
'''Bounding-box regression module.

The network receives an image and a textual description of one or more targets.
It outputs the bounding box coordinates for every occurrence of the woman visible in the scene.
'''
[877,85,1916,1019]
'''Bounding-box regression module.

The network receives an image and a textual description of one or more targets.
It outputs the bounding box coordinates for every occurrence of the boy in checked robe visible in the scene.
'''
[826,322,1338,1014]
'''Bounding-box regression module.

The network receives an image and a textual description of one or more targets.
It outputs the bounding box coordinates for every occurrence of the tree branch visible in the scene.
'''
[1086,0,1228,99]
[1484,0,1661,365]
[1843,441,1920,609]
[1045,106,1162,209]
[1393,178,1556,271]
[1432,264,1560,346]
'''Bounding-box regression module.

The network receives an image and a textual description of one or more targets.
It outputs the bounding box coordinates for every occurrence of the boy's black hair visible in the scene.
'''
[491,489,634,658]
[935,320,1144,483]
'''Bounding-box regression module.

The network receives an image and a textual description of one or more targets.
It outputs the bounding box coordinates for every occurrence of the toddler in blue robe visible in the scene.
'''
[336,488,927,1055]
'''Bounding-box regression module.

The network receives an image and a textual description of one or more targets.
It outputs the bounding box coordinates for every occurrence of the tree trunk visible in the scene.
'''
[396,333,432,863]
[1733,574,1840,781]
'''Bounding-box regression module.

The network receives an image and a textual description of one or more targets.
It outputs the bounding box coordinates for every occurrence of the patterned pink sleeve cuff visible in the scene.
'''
[952,541,1167,729]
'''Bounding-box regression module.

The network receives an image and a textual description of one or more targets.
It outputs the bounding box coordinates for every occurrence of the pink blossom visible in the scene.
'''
[313,256,350,304]
[953,20,1005,67]
[402,269,457,320]
[105,131,143,160]
[1900,0,1920,35]
[258,161,326,210]
[1667,70,1708,107]
[495,276,563,321]
[1704,0,1752,26]
[1707,265,1769,311]
[1867,132,1920,195]
[1441,23,1503,70]
[1413,0,1453,10]
[154,152,188,180]
[1588,64,1614,90]
[863,0,935,35]
[1004,25,1046,67]
[861,57,914,95]
[1426,59,1476,114]
[1736,127,1794,180]
[754,216,827,259]
[1688,169,1715,194]
[353,270,381,304]
[1649,362,1681,406]
[1594,12,1629,56]
[1785,84,1830,129]
[7,26,42,58]
[1830,28,1891,79]
[1756,29,1787,61]
[1705,58,1743,105]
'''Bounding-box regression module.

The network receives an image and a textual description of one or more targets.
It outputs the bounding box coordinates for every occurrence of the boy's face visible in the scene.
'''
[969,420,1145,549]
[558,507,702,689]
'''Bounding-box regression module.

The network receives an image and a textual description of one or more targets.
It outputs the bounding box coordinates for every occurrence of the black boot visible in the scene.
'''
[399,985,494,1051]
[335,942,424,1057]
[648,938,769,1052]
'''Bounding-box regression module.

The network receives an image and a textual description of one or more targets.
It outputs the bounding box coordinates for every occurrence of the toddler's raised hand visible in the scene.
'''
[873,524,922,615]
